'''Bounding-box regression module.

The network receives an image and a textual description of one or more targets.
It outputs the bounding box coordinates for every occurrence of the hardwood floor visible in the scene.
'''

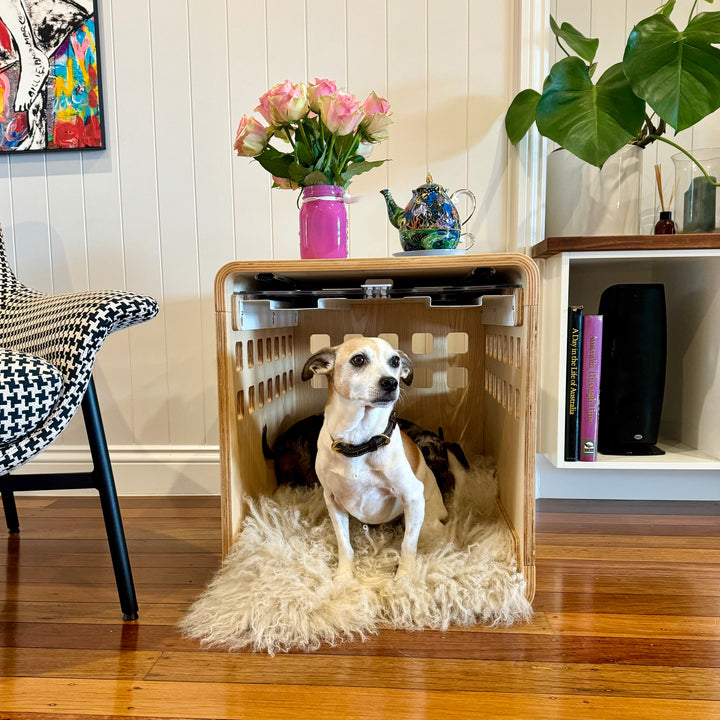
[1,495,719,719]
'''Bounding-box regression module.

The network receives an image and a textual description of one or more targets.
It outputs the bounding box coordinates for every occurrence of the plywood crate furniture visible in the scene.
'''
[215,255,539,599]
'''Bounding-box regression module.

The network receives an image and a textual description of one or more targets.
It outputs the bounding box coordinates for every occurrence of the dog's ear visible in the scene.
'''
[397,349,414,386]
[301,348,336,381]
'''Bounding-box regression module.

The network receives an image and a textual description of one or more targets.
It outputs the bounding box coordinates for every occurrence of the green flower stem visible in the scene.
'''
[297,121,311,150]
[285,126,297,151]
[316,140,330,174]
[312,120,331,173]
[338,134,361,174]
[317,117,328,147]
[649,135,720,187]
[322,134,336,175]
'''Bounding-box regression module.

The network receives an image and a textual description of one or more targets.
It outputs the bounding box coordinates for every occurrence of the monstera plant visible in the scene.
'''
[505,0,720,183]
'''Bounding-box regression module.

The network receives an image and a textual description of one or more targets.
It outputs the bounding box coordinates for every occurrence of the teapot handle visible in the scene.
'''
[451,189,477,226]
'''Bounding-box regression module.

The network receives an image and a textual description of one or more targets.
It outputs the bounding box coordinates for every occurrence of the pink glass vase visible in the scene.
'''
[299,184,349,259]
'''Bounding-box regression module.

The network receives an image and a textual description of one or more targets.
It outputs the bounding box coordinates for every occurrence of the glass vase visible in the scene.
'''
[544,145,642,237]
[299,185,349,259]
[672,149,720,234]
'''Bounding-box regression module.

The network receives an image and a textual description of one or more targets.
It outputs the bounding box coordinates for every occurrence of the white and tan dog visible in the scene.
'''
[301,337,448,579]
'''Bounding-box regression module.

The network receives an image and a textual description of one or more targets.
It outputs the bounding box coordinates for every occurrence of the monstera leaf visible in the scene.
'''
[505,5,720,173]
[549,16,599,64]
[624,12,720,132]
[535,58,645,168]
[505,89,541,145]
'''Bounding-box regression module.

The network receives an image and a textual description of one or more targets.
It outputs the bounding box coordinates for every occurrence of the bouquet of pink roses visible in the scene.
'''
[234,78,391,190]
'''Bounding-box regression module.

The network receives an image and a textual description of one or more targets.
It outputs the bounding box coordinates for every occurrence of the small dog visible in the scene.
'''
[394,419,468,497]
[263,415,467,496]
[301,336,448,579]
[262,414,324,488]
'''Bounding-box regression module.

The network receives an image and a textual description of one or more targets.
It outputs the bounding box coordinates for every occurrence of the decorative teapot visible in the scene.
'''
[381,174,476,252]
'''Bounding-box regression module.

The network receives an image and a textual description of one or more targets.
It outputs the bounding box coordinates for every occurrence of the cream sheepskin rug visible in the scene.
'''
[180,455,532,655]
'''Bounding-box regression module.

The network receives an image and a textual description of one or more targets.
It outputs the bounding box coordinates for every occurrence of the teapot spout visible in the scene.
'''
[380,189,403,228]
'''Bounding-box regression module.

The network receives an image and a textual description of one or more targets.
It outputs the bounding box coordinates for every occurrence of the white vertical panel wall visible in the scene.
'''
[8,0,515,493]
[8,0,719,493]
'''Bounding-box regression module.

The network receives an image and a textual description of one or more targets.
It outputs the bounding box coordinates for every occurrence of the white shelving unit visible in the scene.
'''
[536,240,720,474]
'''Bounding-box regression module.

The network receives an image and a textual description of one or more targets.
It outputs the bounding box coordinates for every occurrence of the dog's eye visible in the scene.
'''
[389,355,400,368]
[350,354,366,367]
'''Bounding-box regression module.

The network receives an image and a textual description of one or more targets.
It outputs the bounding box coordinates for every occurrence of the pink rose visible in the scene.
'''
[255,80,308,125]
[307,78,338,112]
[361,91,391,116]
[233,115,267,157]
[272,175,299,190]
[362,113,392,141]
[361,91,392,141]
[318,92,365,136]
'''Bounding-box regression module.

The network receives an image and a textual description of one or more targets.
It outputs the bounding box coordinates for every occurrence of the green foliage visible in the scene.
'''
[303,170,331,186]
[339,160,387,186]
[505,89,541,145]
[505,2,720,169]
[549,16,598,64]
[536,59,645,167]
[255,113,388,189]
[255,147,294,177]
[623,12,720,132]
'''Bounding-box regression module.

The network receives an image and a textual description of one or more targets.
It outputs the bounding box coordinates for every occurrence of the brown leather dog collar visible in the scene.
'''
[330,413,397,458]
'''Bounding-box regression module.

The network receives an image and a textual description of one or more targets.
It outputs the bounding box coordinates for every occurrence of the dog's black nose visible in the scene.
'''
[379,376,398,392]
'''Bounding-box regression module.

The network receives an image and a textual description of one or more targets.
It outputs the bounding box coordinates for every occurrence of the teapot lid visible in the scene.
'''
[418,173,445,191]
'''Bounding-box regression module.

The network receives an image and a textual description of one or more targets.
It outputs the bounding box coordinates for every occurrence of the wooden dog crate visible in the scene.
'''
[215,255,538,599]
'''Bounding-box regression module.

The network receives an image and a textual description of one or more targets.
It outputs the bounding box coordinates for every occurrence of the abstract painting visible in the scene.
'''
[0,0,104,152]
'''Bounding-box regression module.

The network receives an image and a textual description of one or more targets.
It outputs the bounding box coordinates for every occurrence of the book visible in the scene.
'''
[564,306,583,461]
[579,314,603,462]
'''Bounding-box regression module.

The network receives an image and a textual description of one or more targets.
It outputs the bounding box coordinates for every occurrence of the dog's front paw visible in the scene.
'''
[394,555,417,579]
[334,560,355,584]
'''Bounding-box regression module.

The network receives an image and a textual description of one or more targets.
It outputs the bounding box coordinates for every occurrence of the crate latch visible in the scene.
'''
[361,278,393,299]
[475,294,517,326]
[233,298,299,331]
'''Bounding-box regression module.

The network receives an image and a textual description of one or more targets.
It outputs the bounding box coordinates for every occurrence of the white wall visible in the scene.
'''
[8,0,517,493]
[9,0,719,498]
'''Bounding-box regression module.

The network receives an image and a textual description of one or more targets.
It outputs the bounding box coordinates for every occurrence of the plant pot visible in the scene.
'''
[672,149,720,234]
[545,146,642,237]
[299,185,349,259]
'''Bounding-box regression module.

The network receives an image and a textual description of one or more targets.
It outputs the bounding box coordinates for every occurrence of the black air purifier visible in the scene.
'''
[597,283,667,456]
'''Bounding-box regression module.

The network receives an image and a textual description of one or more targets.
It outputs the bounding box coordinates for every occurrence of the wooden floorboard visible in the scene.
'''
[1,496,719,719]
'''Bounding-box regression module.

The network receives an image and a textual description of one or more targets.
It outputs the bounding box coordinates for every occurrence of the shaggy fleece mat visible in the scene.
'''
[180,455,532,655]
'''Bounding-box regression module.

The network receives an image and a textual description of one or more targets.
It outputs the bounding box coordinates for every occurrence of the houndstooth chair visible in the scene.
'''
[0,227,158,620]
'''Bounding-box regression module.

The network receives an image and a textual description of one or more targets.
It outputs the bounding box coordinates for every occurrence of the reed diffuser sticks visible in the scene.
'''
[655,164,674,212]
[654,164,676,234]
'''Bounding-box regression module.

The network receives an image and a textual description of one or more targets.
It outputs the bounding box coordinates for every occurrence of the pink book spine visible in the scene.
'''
[579,314,603,462]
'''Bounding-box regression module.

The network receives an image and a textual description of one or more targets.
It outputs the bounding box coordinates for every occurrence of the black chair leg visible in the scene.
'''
[1,491,20,533]
[82,378,139,621]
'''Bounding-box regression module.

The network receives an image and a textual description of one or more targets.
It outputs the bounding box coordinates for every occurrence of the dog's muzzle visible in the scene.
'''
[371,376,399,405]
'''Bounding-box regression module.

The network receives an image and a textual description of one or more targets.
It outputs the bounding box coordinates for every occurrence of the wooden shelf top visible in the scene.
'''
[532,233,720,258]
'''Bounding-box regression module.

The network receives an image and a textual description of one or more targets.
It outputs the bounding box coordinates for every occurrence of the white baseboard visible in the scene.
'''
[535,454,720,501]
[19,447,720,501]
[12,445,222,495]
